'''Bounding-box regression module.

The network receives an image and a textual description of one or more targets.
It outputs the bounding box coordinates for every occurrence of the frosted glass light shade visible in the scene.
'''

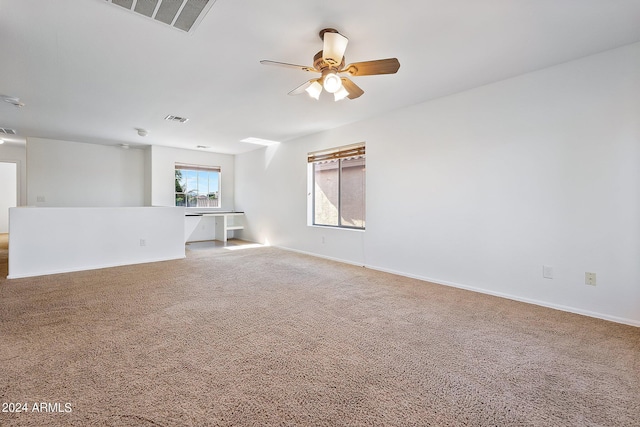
[305,81,323,100]
[334,86,349,101]
[323,72,342,93]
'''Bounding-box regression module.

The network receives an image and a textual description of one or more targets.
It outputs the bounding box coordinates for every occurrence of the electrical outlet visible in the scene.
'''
[321,236,325,244]
[139,239,146,247]
[36,196,45,203]
[543,265,553,279]
[585,272,596,286]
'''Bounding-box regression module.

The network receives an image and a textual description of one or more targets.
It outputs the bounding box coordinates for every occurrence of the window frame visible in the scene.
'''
[175,163,221,209]
[308,143,366,230]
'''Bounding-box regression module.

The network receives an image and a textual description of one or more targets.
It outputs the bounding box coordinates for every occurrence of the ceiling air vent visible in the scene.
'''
[106,0,216,33]
[0,128,17,135]
[165,115,189,123]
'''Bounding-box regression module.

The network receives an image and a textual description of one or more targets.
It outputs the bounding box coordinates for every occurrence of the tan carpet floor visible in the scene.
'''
[0,235,639,426]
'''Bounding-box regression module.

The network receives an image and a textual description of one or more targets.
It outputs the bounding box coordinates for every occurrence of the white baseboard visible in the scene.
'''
[7,255,186,279]
[275,245,640,328]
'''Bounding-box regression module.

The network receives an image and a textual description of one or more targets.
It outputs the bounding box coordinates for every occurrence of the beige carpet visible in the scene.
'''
[0,234,639,426]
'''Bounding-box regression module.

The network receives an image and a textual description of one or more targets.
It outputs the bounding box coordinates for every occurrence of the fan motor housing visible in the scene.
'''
[313,50,345,72]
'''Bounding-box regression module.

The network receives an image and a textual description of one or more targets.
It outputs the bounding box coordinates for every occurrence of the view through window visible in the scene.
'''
[175,163,220,208]
[309,144,365,229]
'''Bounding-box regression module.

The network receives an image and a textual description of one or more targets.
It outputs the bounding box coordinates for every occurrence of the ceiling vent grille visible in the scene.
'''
[106,0,216,33]
[0,128,17,135]
[165,115,189,123]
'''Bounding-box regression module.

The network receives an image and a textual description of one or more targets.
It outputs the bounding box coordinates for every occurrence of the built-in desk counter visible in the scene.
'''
[203,212,244,242]
[186,211,244,242]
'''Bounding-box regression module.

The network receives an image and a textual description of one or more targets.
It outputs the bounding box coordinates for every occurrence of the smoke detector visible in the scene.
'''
[1,95,25,108]
[136,128,148,137]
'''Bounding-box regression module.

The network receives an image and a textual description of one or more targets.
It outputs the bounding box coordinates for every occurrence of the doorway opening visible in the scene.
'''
[0,161,18,234]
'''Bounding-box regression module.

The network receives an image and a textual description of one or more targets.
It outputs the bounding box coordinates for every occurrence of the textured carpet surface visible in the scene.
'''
[0,235,639,426]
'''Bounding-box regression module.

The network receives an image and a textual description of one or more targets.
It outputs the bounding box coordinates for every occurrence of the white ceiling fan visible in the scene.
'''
[261,28,400,101]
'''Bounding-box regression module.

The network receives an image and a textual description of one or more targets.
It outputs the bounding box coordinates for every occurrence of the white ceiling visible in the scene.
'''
[2,0,640,154]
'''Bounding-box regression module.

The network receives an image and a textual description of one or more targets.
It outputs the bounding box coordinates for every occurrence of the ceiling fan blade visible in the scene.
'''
[322,30,348,66]
[341,78,364,99]
[342,58,400,76]
[288,80,314,96]
[260,60,317,72]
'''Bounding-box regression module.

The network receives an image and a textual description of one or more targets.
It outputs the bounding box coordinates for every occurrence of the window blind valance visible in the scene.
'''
[307,143,365,163]
[175,163,221,172]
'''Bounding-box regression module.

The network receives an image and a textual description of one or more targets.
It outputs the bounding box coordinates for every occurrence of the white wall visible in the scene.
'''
[8,207,185,278]
[150,145,235,209]
[15,141,235,266]
[27,137,145,207]
[0,162,17,233]
[150,145,236,241]
[184,215,218,242]
[144,146,153,206]
[236,43,640,326]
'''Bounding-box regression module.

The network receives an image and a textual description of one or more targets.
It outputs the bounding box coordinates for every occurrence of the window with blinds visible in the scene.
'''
[175,163,221,208]
[308,143,365,229]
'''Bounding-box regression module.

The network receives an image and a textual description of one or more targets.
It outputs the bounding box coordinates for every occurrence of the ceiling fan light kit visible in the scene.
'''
[261,28,400,101]
[322,71,342,93]
[305,81,323,100]
[334,86,350,102]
